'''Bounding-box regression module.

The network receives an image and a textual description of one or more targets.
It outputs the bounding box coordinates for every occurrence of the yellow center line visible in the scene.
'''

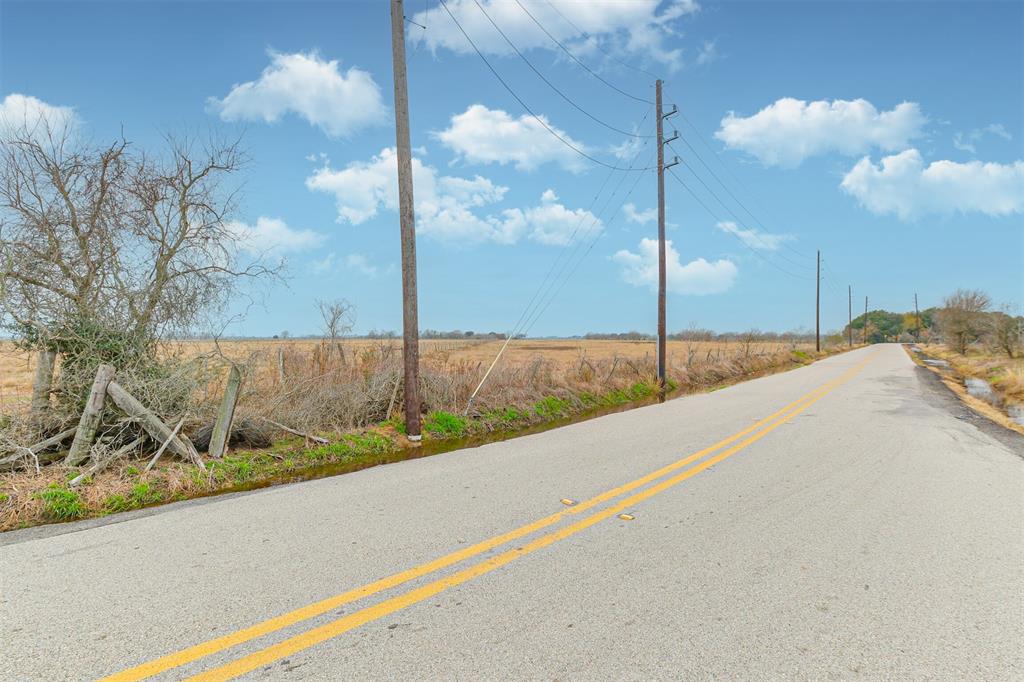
[100,353,873,682]
[184,353,874,681]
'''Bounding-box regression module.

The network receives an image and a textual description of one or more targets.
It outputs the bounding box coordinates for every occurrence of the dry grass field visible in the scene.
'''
[1,337,807,414]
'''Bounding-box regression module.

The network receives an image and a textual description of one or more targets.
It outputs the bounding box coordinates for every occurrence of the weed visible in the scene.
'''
[103,494,131,513]
[37,485,86,521]
[628,382,656,400]
[124,465,140,477]
[129,482,163,506]
[0,492,9,504]
[534,396,571,418]
[344,432,393,454]
[423,411,469,438]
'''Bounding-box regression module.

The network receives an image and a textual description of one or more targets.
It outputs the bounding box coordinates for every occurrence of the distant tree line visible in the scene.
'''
[844,289,1021,357]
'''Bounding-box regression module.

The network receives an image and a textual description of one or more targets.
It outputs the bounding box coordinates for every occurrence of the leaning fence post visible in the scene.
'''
[208,364,242,458]
[65,363,115,466]
[30,349,57,417]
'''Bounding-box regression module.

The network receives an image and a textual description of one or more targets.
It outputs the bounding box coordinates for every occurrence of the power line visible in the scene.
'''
[472,0,654,139]
[498,112,654,346]
[518,136,654,338]
[668,130,811,266]
[669,101,815,262]
[512,0,653,105]
[522,163,652,337]
[438,0,653,172]
[666,166,813,281]
[541,0,663,81]
[666,140,815,276]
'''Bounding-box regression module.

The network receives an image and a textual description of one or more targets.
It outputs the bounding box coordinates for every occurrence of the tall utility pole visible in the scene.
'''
[863,296,869,345]
[654,80,678,392]
[390,0,421,441]
[848,285,853,347]
[914,292,921,338]
[815,250,821,352]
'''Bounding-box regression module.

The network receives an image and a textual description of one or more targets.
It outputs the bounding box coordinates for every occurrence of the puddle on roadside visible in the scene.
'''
[1007,404,1024,426]
[910,345,1024,427]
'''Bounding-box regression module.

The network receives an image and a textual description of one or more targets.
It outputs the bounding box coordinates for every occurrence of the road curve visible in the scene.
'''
[1,344,1021,680]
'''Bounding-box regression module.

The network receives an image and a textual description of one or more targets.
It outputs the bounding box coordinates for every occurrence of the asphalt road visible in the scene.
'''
[2,344,1022,681]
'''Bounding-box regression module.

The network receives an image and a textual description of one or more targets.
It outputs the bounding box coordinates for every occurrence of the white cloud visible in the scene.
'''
[501,189,602,245]
[695,40,717,66]
[613,238,737,295]
[345,253,378,277]
[412,0,698,71]
[716,98,927,168]
[227,216,327,256]
[306,148,597,245]
[312,252,337,274]
[840,149,1024,220]
[208,50,386,138]
[714,221,792,251]
[623,202,657,225]
[952,133,976,155]
[0,93,77,137]
[953,123,1014,156]
[434,104,587,172]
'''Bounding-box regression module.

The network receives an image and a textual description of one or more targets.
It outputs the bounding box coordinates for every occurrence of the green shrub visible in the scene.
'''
[423,411,469,438]
[37,485,86,521]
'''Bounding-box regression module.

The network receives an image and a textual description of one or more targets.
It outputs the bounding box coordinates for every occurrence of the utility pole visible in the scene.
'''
[815,250,821,352]
[848,285,853,348]
[914,292,921,338]
[654,80,678,392]
[863,296,869,345]
[390,0,421,441]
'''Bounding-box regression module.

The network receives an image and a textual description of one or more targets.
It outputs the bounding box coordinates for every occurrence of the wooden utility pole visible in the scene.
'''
[815,250,821,352]
[654,80,678,392]
[863,296,869,344]
[848,285,853,347]
[390,0,421,441]
[655,80,667,391]
[914,292,921,338]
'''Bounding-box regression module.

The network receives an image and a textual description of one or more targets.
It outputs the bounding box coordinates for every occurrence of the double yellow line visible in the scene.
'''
[102,352,874,682]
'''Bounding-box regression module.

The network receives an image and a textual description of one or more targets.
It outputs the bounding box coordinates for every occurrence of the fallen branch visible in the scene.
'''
[0,428,77,472]
[106,381,202,468]
[70,436,146,486]
[143,418,186,473]
[262,418,329,445]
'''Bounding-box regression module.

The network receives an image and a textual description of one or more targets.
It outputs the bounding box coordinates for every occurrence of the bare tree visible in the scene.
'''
[317,298,356,363]
[0,109,276,415]
[989,305,1022,359]
[935,289,991,355]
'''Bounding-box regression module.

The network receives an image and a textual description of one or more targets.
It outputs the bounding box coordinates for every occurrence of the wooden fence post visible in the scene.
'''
[106,381,201,467]
[30,349,57,417]
[208,364,242,459]
[277,347,285,385]
[65,364,115,466]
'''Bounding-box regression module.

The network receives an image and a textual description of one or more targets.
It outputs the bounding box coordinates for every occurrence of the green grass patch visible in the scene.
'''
[103,494,131,513]
[423,411,469,439]
[37,485,86,521]
[0,492,10,504]
[534,395,571,419]
[129,482,164,506]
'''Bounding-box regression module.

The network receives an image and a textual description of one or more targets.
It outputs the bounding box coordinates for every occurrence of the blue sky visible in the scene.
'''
[2,0,1021,336]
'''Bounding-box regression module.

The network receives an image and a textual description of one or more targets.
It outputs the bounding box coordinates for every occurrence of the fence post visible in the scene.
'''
[208,364,242,458]
[65,364,115,466]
